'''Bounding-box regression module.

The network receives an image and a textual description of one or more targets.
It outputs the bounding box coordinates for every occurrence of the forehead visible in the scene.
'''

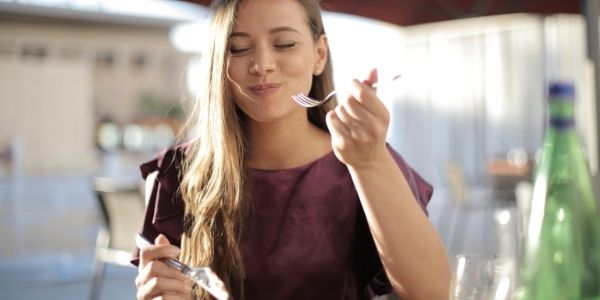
[234,0,310,33]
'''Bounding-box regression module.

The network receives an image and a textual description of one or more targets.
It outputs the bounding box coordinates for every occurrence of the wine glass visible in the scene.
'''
[450,254,496,300]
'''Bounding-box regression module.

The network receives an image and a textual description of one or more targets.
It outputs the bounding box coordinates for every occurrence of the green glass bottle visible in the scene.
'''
[518,82,600,300]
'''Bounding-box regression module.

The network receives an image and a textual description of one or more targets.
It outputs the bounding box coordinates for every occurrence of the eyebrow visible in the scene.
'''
[230,26,301,38]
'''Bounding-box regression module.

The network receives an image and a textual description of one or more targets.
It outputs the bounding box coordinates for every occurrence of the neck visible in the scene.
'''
[245,110,331,170]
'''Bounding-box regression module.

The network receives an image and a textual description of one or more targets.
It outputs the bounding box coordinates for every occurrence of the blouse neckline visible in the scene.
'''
[247,150,337,174]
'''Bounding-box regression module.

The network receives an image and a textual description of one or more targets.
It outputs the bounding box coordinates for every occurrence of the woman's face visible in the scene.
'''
[227,0,327,124]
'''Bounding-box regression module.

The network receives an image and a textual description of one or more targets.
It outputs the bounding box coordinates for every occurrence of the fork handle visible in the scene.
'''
[135,234,184,270]
[370,74,401,88]
[162,257,186,272]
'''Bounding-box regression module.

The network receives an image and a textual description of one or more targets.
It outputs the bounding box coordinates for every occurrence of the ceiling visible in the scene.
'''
[181,0,581,27]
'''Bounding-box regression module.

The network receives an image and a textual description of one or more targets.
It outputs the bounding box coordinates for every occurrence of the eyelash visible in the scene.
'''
[229,48,250,55]
[274,42,296,49]
[229,43,297,55]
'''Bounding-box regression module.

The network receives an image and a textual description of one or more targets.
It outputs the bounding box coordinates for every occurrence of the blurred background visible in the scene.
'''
[0,0,598,299]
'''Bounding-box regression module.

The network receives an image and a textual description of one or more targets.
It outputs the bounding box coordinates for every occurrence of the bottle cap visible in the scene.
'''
[549,82,575,98]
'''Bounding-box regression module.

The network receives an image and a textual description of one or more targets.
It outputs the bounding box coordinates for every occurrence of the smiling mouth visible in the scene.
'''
[248,84,281,97]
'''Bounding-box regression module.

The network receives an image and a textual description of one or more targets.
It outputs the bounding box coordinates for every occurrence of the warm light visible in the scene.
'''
[186,57,203,97]
[170,21,211,53]
[495,277,511,300]
[322,12,405,91]
[495,209,512,225]
[97,122,120,151]
[456,256,466,278]
[115,250,133,265]
[508,148,529,168]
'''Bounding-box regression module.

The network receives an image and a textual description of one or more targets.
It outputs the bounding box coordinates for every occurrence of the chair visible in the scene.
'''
[0,137,23,178]
[90,176,145,300]
[442,160,496,256]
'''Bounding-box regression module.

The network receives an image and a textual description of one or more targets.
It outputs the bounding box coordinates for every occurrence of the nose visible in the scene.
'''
[249,47,275,75]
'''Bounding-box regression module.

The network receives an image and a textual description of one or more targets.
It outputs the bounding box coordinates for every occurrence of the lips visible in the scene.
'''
[248,83,281,97]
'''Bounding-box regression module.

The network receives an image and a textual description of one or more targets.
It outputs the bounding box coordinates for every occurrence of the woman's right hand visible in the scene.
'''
[135,234,194,300]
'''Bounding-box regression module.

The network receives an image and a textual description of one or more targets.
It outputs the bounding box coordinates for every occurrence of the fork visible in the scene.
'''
[291,74,401,108]
[135,234,229,300]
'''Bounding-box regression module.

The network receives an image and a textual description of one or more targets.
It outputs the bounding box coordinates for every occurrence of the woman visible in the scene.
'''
[133,0,451,299]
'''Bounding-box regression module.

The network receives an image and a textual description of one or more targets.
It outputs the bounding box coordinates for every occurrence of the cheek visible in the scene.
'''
[230,86,248,114]
[227,59,243,83]
[280,55,314,92]
[227,60,247,104]
[281,55,311,76]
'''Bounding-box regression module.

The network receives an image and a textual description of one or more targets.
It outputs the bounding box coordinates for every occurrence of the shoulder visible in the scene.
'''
[140,142,193,205]
[131,143,193,266]
[139,142,193,228]
[140,142,192,181]
[139,142,195,197]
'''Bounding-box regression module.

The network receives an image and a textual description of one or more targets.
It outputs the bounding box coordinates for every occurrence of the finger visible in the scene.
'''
[139,234,174,269]
[139,260,188,285]
[139,245,180,270]
[342,96,376,124]
[362,68,378,87]
[337,89,380,129]
[136,274,142,288]
[152,294,191,300]
[326,112,350,152]
[335,104,361,128]
[139,238,180,269]
[137,276,193,299]
[349,79,388,118]
[138,279,191,300]
[326,111,350,138]
[161,284,194,300]
[343,99,384,142]
[340,104,379,144]
[155,234,171,246]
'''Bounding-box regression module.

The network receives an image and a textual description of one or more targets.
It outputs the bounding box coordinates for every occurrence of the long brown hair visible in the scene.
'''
[179,1,336,299]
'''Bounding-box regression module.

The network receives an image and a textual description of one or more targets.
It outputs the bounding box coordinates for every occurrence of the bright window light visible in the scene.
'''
[172,11,406,98]
[12,0,209,21]
[322,12,405,90]
[99,0,209,21]
[170,21,210,53]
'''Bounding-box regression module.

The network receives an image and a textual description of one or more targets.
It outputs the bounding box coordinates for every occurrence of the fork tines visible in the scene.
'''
[292,94,322,108]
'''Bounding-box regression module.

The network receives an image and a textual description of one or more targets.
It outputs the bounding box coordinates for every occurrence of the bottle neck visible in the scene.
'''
[548,99,575,130]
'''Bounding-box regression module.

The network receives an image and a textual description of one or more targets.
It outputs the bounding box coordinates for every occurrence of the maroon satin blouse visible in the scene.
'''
[131,143,433,299]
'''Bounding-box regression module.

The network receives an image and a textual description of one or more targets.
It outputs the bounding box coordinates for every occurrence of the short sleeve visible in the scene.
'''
[358,144,434,296]
[387,144,433,215]
[130,144,190,266]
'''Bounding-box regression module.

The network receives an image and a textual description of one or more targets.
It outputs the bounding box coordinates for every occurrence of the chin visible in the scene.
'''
[241,105,302,124]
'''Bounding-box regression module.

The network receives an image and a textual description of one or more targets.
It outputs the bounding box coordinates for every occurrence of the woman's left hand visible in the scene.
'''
[326,68,391,169]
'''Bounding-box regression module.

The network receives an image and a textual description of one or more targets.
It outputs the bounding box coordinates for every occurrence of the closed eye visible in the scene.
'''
[274,43,296,49]
[229,47,251,55]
